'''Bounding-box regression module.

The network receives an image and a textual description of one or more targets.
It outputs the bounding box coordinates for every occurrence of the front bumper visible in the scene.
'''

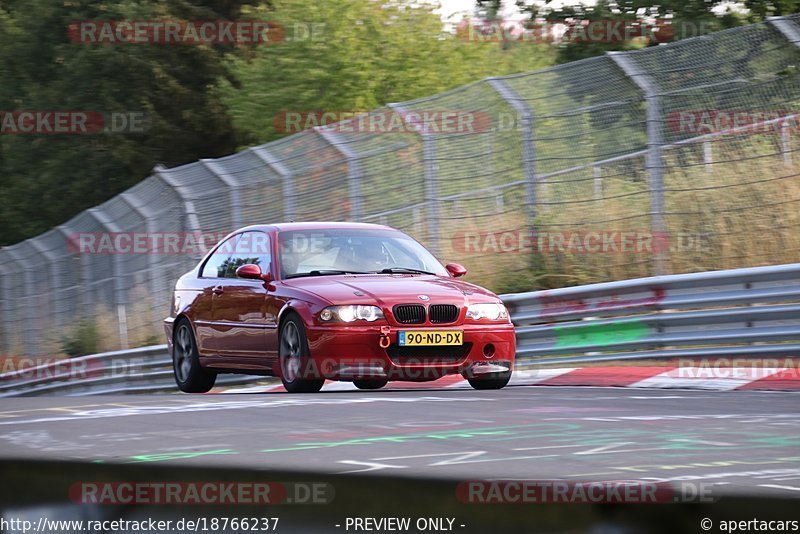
[305,323,515,381]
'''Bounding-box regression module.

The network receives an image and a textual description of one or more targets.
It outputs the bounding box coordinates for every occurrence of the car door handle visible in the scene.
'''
[212,286,224,295]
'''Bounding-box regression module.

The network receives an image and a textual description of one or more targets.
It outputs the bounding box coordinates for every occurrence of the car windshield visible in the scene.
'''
[278,228,448,279]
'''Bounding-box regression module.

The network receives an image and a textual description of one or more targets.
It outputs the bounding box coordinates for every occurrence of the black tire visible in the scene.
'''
[279,314,325,393]
[467,371,511,390]
[172,319,217,393]
[353,379,388,390]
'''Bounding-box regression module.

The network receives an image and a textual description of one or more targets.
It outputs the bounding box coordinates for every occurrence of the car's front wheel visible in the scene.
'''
[172,319,217,393]
[467,371,511,390]
[279,314,325,393]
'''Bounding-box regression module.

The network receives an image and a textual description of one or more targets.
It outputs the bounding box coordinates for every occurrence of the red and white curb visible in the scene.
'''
[213,366,800,394]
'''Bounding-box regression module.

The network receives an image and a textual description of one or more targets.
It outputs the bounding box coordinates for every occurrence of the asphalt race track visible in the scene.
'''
[1,386,799,498]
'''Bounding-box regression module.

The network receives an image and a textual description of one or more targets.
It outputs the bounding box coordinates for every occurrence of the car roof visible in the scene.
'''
[235,221,398,233]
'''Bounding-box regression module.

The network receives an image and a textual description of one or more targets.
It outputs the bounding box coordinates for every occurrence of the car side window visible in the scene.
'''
[227,231,271,278]
[201,234,239,278]
[201,232,272,279]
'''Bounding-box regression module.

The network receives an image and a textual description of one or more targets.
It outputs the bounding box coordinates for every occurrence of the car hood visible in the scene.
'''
[282,274,499,306]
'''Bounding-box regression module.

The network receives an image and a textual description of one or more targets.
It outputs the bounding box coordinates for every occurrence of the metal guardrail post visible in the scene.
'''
[608,52,668,276]
[201,159,243,229]
[387,103,440,254]
[251,146,295,221]
[487,78,538,230]
[315,127,363,222]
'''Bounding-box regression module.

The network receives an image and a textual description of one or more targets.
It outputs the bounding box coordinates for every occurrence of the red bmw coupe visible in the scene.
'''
[164,222,515,393]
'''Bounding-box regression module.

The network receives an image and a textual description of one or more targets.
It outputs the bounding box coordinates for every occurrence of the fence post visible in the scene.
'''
[0,258,11,353]
[487,78,537,236]
[767,17,800,167]
[55,223,91,333]
[782,122,792,166]
[153,165,202,235]
[87,207,129,350]
[767,16,800,46]
[413,207,423,237]
[703,140,713,174]
[250,147,295,221]
[593,165,603,199]
[119,192,162,326]
[54,227,76,329]
[5,247,36,356]
[609,52,668,276]
[201,159,242,229]
[28,238,61,343]
[387,103,440,254]
[495,190,504,213]
[315,127,363,222]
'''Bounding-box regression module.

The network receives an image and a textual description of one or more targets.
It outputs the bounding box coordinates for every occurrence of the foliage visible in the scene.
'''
[509,0,798,63]
[61,318,99,357]
[0,0,257,245]
[0,0,558,244]
[221,0,557,144]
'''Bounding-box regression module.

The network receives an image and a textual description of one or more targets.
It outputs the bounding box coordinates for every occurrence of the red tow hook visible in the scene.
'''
[379,326,391,349]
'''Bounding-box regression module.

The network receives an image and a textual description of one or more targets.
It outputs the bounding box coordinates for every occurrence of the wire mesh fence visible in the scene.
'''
[2,16,800,356]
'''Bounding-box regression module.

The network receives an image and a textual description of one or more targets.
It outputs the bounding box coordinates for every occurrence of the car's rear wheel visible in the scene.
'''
[172,319,217,393]
[279,314,325,393]
[353,379,388,390]
[467,371,511,390]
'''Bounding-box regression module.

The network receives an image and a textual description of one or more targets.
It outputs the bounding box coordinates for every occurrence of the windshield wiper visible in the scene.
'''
[376,267,436,275]
[285,270,369,279]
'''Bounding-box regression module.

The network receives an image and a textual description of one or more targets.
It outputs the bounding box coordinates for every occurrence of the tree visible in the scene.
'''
[222,0,557,144]
[0,0,258,245]
[505,0,792,63]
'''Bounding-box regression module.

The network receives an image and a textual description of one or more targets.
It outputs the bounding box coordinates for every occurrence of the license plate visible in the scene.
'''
[398,330,463,346]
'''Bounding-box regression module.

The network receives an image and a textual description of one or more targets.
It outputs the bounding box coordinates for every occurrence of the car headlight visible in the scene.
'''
[466,303,509,322]
[320,305,384,322]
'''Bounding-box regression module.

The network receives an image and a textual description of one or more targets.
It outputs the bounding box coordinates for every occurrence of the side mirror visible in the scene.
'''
[445,263,467,278]
[236,263,272,282]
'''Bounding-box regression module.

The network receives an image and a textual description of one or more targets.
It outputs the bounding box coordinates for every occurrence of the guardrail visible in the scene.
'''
[0,345,267,397]
[2,262,799,396]
[505,262,800,365]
